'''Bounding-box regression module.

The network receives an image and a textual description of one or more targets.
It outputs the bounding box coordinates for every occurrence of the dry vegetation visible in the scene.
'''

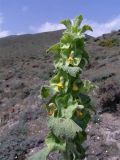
[0,29,120,160]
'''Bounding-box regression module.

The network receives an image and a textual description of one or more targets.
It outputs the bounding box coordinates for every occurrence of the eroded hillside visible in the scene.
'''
[0,30,120,160]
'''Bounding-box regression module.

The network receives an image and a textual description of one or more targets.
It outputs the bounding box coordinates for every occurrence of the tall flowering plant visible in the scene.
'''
[29,15,95,160]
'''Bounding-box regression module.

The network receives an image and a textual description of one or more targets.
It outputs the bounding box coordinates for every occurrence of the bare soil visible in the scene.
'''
[0,30,120,160]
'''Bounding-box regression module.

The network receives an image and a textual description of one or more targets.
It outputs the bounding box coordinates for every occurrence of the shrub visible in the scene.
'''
[0,122,27,160]
[99,38,120,47]
[0,121,43,160]
[29,15,96,160]
[97,81,120,113]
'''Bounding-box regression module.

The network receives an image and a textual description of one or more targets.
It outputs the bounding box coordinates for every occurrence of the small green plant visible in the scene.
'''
[29,15,95,160]
[99,38,119,47]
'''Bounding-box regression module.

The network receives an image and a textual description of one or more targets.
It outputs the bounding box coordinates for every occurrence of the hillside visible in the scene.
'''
[0,29,120,160]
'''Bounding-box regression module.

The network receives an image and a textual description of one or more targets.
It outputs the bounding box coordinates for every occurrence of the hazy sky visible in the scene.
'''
[0,0,120,37]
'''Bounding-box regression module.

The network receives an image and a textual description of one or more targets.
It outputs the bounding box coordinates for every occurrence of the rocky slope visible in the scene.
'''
[0,29,120,160]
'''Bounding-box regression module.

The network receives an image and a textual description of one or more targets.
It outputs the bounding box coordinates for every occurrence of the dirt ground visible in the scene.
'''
[0,30,120,160]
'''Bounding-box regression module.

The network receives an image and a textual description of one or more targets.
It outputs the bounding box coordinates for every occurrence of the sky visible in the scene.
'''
[0,0,120,38]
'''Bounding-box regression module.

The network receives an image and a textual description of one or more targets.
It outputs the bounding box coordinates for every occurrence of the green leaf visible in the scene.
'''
[55,94,71,109]
[73,15,83,28]
[75,131,87,144]
[61,19,72,30]
[65,31,84,41]
[61,43,70,49]
[29,133,66,160]
[78,94,91,105]
[46,132,66,151]
[72,111,91,130]
[54,57,64,68]
[47,43,61,54]
[81,25,93,33]
[55,94,73,116]
[41,85,50,98]
[79,58,86,69]
[61,66,81,77]
[48,117,82,139]
[62,102,78,118]
[40,85,56,98]
[77,93,94,109]
[55,94,78,118]
[80,80,96,93]
[60,32,73,44]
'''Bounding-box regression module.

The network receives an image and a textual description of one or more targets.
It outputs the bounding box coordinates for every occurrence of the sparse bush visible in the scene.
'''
[0,122,27,160]
[97,81,120,112]
[99,38,120,47]
[0,121,43,160]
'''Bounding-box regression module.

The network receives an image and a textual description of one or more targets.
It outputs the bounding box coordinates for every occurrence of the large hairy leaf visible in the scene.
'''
[65,31,84,41]
[47,43,61,54]
[55,94,78,118]
[55,94,72,116]
[45,132,66,151]
[48,117,82,139]
[55,94,71,108]
[29,133,66,160]
[61,102,78,118]
[80,80,96,93]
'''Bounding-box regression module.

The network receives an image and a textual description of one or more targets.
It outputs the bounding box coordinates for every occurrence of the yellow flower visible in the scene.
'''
[67,56,74,64]
[79,111,83,116]
[48,108,56,116]
[76,110,83,117]
[56,82,64,90]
